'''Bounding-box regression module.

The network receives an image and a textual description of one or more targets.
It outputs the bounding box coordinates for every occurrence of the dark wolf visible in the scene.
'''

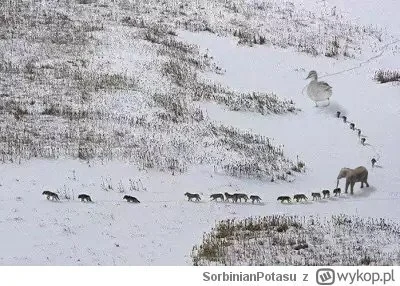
[210,193,224,201]
[123,195,140,203]
[224,192,236,202]
[233,193,249,203]
[277,196,291,203]
[311,192,321,200]
[78,194,92,202]
[250,195,262,204]
[333,188,341,196]
[322,189,330,198]
[293,194,308,202]
[184,192,201,201]
[42,191,60,201]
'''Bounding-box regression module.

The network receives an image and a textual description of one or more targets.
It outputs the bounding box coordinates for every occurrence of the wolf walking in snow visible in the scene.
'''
[293,194,308,202]
[210,193,224,201]
[78,194,92,202]
[123,195,140,203]
[224,192,236,202]
[277,196,291,203]
[42,191,60,201]
[233,193,249,203]
[322,189,330,198]
[333,188,341,196]
[250,195,262,204]
[184,192,201,201]
[311,192,321,200]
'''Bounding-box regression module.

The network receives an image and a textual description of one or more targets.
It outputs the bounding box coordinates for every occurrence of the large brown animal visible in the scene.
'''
[336,166,369,195]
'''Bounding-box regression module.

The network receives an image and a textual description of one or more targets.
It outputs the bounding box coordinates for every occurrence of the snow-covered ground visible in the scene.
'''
[0,0,399,265]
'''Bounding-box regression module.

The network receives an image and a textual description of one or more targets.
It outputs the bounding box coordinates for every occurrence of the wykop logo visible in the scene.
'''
[316,268,335,285]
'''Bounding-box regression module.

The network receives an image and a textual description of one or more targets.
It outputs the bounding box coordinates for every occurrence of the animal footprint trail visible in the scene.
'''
[335,109,381,166]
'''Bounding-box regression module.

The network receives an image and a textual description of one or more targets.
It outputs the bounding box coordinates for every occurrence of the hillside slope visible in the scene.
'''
[0,0,399,265]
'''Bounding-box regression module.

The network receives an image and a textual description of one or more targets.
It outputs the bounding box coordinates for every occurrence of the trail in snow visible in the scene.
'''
[319,38,400,80]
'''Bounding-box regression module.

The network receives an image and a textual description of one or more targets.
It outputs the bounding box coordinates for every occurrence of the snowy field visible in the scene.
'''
[0,0,399,265]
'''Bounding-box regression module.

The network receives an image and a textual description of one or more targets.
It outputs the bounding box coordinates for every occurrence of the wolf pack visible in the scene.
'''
[184,187,343,205]
[184,192,262,204]
[41,191,140,204]
[41,186,346,206]
[336,110,379,168]
[276,188,342,203]
[42,189,261,205]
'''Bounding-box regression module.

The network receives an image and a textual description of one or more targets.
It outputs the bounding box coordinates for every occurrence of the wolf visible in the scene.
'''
[322,189,330,198]
[78,194,92,202]
[333,188,341,196]
[293,194,308,202]
[42,191,60,201]
[210,193,224,201]
[249,195,262,204]
[233,193,249,203]
[311,192,321,200]
[123,195,140,203]
[184,192,201,201]
[224,192,236,202]
[277,196,291,203]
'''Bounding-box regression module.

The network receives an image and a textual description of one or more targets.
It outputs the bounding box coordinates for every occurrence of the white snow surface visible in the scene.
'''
[1,0,400,265]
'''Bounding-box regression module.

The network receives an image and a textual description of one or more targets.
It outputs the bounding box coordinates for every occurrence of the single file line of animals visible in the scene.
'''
[42,165,369,206]
[185,192,262,204]
[41,191,140,203]
[336,111,379,168]
[277,188,342,203]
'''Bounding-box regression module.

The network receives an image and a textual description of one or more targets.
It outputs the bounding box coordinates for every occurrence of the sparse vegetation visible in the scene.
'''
[192,215,400,266]
[374,69,400,84]
[0,0,301,180]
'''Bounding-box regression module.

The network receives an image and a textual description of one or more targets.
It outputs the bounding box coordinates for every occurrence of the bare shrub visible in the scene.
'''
[374,70,400,84]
